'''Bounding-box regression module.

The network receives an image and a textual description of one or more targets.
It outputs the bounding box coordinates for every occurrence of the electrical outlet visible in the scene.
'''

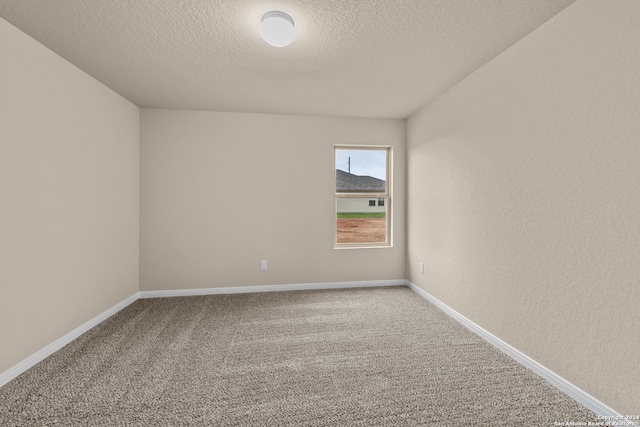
[260,260,268,270]
[419,262,424,274]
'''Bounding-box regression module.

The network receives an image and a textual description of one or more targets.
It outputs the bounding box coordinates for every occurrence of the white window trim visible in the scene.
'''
[334,145,392,249]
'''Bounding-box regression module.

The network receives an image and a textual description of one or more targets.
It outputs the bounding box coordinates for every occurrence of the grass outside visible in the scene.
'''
[336,212,386,219]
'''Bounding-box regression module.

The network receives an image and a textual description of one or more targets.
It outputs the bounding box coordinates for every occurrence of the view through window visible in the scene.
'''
[335,146,390,247]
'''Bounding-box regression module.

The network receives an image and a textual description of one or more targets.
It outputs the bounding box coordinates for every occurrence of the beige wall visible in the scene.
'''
[140,109,405,291]
[0,18,139,374]
[407,0,640,415]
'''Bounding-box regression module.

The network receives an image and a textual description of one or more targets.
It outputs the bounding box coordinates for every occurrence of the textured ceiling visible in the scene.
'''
[0,0,576,118]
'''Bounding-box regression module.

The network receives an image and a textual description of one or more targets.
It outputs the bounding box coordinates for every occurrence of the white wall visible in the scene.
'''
[140,109,405,291]
[407,0,640,415]
[337,198,386,213]
[0,18,139,375]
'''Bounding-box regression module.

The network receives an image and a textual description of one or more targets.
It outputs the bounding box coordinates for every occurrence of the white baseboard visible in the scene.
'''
[139,279,406,298]
[405,281,631,424]
[0,292,140,389]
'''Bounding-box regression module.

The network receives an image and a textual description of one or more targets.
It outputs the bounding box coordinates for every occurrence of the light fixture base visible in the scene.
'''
[260,11,295,47]
[261,11,294,26]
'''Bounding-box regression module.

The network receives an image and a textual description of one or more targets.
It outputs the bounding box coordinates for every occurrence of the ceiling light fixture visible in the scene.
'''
[260,11,295,47]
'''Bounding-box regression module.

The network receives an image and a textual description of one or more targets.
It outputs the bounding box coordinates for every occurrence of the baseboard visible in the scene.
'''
[405,281,631,424]
[0,292,140,389]
[139,279,406,298]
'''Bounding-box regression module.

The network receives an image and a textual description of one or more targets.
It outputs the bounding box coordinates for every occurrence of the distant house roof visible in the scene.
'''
[336,169,385,192]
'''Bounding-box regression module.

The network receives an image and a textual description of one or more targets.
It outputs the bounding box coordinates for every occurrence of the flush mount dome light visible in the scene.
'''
[260,11,295,47]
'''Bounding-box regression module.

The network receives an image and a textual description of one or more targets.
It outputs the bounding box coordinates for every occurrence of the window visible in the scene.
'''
[334,146,391,247]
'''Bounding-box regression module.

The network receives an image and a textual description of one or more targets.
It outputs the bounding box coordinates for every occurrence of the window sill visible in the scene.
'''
[333,244,393,250]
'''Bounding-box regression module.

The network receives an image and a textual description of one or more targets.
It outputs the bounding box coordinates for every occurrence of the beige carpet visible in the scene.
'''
[0,286,599,426]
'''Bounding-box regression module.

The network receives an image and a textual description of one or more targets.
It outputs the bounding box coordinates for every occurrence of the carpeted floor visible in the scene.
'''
[0,286,600,426]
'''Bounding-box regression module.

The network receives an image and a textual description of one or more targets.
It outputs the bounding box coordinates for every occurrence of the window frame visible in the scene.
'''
[334,145,392,249]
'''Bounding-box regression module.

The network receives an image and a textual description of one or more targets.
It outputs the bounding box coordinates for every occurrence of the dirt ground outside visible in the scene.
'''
[336,217,386,243]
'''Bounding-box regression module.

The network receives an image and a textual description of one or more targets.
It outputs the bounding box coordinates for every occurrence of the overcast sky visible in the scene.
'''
[335,149,387,181]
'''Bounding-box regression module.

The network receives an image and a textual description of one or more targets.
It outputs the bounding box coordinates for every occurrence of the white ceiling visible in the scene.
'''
[0,0,576,119]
